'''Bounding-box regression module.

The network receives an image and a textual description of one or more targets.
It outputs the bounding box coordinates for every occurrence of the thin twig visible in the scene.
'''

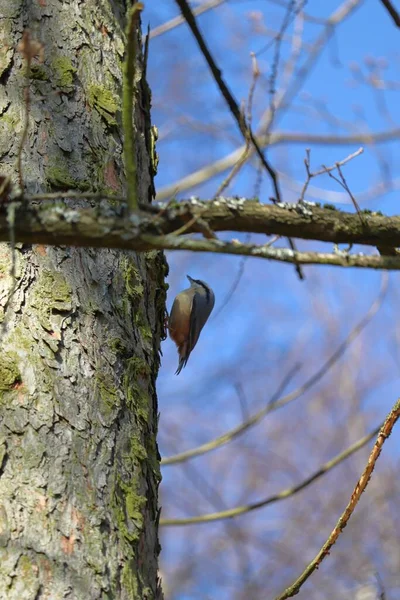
[161,422,382,525]
[174,0,305,279]
[299,147,364,202]
[161,273,388,465]
[123,2,143,210]
[213,53,260,198]
[174,0,281,200]
[142,233,400,270]
[212,235,250,320]
[148,0,226,39]
[157,0,364,203]
[156,127,400,201]
[325,163,364,222]
[274,397,400,600]
[379,0,400,27]
[234,382,250,422]
[376,571,387,600]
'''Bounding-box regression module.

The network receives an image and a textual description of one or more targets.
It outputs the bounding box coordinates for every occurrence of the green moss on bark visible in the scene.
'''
[52,56,76,89]
[46,163,91,191]
[124,356,150,422]
[96,372,120,417]
[31,269,72,331]
[0,352,21,391]
[87,84,119,126]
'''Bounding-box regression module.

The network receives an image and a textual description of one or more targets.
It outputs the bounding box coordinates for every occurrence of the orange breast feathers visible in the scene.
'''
[168,291,193,347]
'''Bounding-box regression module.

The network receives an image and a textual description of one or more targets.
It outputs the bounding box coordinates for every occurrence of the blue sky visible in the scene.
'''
[142,1,400,598]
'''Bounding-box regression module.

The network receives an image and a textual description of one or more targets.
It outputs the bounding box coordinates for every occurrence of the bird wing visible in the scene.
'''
[188,290,212,354]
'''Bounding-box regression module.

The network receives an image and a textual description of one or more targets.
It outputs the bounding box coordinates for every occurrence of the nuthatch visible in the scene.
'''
[168,275,215,375]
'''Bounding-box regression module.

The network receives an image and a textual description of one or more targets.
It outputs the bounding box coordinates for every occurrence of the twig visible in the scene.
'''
[161,273,387,465]
[148,0,226,39]
[162,363,300,465]
[174,0,281,200]
[213,53,260,198]
[375,571,387,600]
[267,1,300,127]
[174,0,305,279]
[156,127,400,201]
[379,0,400,27]
[160,422,382,525]
[299,147,364,202]
[234,382,250,422]
[212,57,263,316]
[212,236,250,320]
[274,397,400,600]
[325,162,364,223]
[123,2,143,210]
[142,233,400,270]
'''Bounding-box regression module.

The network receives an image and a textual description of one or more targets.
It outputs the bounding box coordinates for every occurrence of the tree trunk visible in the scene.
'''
[0,1,165,598]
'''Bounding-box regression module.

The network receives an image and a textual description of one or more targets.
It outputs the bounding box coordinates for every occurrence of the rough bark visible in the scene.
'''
[0,1,165,599]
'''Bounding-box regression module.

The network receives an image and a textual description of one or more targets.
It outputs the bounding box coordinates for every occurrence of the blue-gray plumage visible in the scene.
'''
[168,275,215,374]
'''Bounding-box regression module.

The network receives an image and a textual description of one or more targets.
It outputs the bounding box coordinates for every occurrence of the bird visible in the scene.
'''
[168,275,215,375]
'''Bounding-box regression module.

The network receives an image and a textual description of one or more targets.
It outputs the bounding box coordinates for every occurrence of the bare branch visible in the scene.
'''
[156,0,367,202]
[174,0,305,279]
[379,0,400,27]
[148,0,226,40]
[144,234,400,270]
[156,128,400,201]
[274,397,400,600]
[299,147,364,202]
[161,272,387,465]
[160,422,382,525]
[3,199,400,269]
[174,0,281,201]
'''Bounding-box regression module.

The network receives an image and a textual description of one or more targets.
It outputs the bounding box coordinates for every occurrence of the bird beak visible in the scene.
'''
[186,275,194,283]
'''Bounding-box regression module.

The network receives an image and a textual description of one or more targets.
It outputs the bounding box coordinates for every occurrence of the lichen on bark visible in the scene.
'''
[0,1,164,598]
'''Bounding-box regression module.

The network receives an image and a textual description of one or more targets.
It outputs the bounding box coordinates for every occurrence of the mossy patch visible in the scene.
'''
[0,352,21,391]
[31,269,72,331]
[130,433,147,462]
[46,163,90,191]
[52,56,76,89]
[122,260,144,302]
[87,84,119,126]
[121,562,139,597]
[108,337,127,356]
[30,64,49,81]
[112,471,146,544]
[124,356,150,422]
[96,372,119,416]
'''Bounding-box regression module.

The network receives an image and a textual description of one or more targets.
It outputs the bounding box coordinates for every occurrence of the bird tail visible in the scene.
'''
[175,343,189,375]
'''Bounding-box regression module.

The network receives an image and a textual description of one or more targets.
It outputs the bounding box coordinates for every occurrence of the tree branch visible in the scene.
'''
[148,0,226,40]
[161,272,387,465]
[174,0,281,201]
[379,0,400,27]
[160,422,382,525]
[155,128,400,201]
[174,0,305,279]
[274,397,400,600]
[4,197,400,260]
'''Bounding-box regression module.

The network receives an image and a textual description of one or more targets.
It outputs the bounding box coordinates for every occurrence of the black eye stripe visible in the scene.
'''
[195,281,210,303]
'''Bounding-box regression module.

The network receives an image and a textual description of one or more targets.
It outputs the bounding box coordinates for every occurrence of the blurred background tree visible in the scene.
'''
[144,1,400,598]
